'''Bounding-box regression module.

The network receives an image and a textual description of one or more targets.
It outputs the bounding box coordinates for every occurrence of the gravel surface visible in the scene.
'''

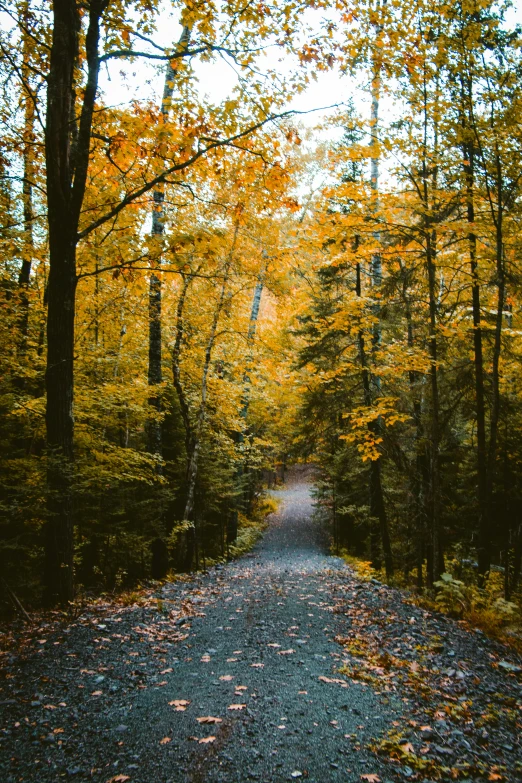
[1,479,521,783]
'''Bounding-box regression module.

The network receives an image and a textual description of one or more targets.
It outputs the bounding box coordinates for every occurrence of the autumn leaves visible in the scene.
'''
[163,680,247,745]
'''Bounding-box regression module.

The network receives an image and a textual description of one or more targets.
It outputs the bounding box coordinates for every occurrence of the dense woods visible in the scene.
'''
[1,0,522,615]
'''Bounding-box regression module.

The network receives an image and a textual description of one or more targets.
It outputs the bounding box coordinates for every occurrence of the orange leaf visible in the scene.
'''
[199,736,216,744]
[228,704,246,710]
[169,699,190,711]
[196,716,222,724]
[361,776,381,783]
[160,737,171,745]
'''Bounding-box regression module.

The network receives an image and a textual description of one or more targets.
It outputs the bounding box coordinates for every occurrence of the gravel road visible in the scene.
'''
[1,479,521,783]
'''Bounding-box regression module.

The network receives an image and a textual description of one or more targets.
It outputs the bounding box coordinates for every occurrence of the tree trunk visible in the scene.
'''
[18,2,35,345]
[367,42,394,579]
[228,266,265,546]
[182,257,231,568]
[147,26,191,459]
[172,273,195,458]
[400,260,427,588]
[425,228,442,586]
[148,269,163,457]
[355,261,390,574]
[481,152,505,584]
[43,0,80,605]
[44,0,105,604]
[464,143,489,583]
[420,69,443,586]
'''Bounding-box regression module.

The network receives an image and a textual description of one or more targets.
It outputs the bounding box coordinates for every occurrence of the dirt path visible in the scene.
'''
[1,481,521,783]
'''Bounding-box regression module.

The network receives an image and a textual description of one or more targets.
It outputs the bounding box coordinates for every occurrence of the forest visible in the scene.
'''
[1,0,522,616]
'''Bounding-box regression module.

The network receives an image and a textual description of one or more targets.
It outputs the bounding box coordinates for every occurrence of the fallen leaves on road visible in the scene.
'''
[159,737,171,744]
[196,716,222,724]
[199,736,216,744]
[169,699,190,711]
[278,649,295,655]
[228,704,246,710]
[107,776,130,783]
[318,675,348,687]
[360,775,380,783]
[219,675,233,681]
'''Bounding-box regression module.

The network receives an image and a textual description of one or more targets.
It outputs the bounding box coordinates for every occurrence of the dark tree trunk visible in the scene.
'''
[43,0,80,605]
[481,161,504,584]
[355,261,392,575]
[425,226,442,586]
[182,257,231,569]
[421,69,443,586]
[147,27,190,460]
[43,0,105,604]
[17,1,35,345]
[228,268,264,546]
[148,268,163,457]
[368,46,394,579]
[401,261,427,588]
[464,144,489,584]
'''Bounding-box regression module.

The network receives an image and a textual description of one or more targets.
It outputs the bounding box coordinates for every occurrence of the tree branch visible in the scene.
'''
[78,104,339,241]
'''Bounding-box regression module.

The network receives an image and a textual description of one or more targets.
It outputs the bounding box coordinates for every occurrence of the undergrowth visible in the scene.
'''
[71,494,280,614]
[228,495,280,559]
[337,549,522,651]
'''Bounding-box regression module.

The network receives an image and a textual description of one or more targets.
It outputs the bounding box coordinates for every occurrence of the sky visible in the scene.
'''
[99,3,355,132]
[100,0,522,148]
